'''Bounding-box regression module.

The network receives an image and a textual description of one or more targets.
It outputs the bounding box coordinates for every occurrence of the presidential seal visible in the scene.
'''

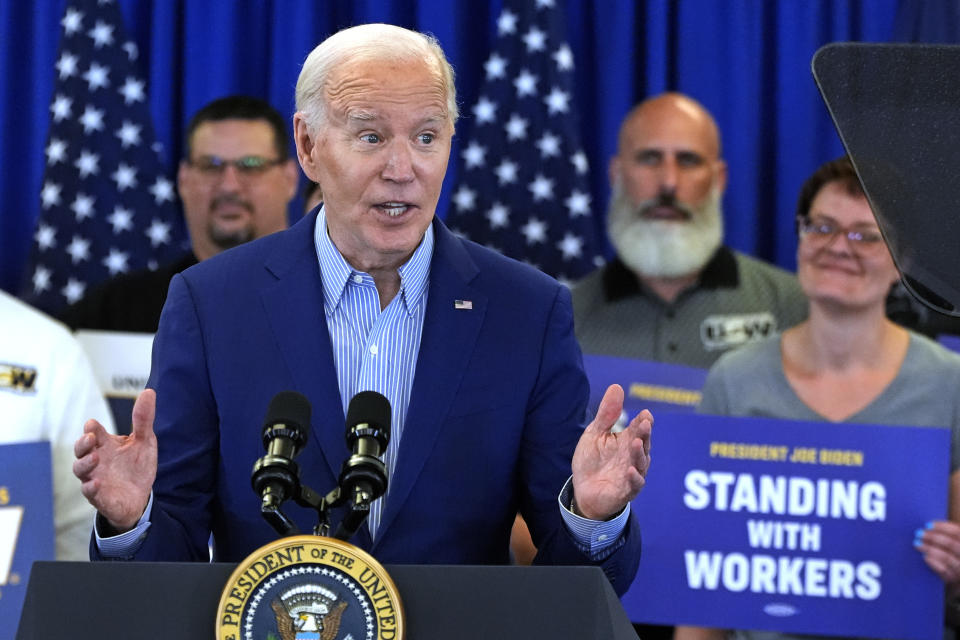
[216,536,403,640]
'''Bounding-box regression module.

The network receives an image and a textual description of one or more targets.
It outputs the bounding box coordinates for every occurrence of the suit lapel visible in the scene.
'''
[373,221,487,547]
[260,214,345,485]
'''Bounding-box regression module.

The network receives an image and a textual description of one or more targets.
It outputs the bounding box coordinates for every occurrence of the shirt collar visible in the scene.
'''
[314,206,434,315]
[602,246,740,303]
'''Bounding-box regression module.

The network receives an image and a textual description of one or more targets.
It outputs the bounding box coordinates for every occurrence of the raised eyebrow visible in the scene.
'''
[344,112,448,129]
[417,114,448,129]
[345,110,378,124]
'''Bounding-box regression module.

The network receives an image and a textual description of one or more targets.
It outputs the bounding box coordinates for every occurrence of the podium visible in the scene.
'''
[16,561,639,639]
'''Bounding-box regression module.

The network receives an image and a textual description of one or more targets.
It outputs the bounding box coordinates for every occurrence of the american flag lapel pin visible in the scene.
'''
[454,299,473,310]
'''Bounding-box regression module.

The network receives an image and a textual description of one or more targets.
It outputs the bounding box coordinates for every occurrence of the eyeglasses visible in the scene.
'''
[187,155,284,177]
[798,218,885,252]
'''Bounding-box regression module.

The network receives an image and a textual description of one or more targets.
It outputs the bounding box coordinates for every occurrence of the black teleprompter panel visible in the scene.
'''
[814,43,960,315]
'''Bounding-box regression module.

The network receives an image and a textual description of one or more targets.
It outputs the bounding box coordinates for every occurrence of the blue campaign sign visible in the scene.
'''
[0,441,54,638]
[621,412,949,640]
[582,354,707,418]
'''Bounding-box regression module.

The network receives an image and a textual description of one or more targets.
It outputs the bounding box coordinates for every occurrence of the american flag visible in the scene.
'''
[21,0,186,315]
[446,0,601,284]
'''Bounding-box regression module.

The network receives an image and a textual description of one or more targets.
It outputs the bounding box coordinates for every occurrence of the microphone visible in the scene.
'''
[251,391,312,514]
[335,391,391,539]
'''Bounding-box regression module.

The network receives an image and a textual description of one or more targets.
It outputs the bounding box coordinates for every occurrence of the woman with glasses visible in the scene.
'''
[676,156,960,640]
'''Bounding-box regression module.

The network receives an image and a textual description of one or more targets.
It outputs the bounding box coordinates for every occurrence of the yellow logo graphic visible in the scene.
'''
[0,363,38,393]
[629,382,701,406]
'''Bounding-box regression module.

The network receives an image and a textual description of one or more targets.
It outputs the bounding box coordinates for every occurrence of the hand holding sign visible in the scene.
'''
[571,384,652,520]
[915,519,960,589]
[73,389,157,532]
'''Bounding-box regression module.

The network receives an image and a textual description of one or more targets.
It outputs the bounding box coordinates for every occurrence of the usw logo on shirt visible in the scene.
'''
[0,363,37,394]
[700,312,778,351]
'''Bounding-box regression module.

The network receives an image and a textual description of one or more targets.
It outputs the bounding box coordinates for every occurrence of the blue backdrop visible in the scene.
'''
[0,0,951,296]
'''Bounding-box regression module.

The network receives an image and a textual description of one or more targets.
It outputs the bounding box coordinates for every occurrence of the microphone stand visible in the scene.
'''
[256,390,390,542]
[332,484,376,540]
[260,480,372,541]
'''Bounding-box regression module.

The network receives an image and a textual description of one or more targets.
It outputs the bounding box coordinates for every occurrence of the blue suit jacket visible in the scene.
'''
[115,212,641,594]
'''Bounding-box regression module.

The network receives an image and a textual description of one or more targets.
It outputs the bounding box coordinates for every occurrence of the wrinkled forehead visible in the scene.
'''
[324,56,451,121]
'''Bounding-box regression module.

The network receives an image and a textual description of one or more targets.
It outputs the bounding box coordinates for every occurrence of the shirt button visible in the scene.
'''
[353,274,363,284]
[667,343,677,352]
[597,534,608,542]
[369,344,378,355]
[665,309,675,319]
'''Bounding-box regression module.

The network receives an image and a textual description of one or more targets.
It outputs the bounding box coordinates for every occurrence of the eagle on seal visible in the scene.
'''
[271,597,348,640]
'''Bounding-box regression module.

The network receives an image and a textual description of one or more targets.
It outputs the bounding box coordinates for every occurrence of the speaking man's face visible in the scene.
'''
[295,57,453,274]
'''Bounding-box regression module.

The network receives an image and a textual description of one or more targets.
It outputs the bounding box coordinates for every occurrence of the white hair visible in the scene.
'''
[295,23,458,134]
[607,182,724,279]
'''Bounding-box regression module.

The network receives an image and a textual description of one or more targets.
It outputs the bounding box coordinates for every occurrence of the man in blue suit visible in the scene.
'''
[72,23,650,595]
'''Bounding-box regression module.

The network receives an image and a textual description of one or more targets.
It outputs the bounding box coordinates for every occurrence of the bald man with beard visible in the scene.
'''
[572,92,807,369]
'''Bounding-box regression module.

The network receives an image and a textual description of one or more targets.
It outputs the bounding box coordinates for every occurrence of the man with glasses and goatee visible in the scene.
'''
[61,95,299,333]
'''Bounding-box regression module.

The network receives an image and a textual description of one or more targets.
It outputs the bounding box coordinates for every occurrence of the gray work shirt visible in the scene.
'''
[571,248,808,369]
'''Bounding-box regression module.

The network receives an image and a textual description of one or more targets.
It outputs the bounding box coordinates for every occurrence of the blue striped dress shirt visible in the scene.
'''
[312,207,628,553]
[314,207,433,539]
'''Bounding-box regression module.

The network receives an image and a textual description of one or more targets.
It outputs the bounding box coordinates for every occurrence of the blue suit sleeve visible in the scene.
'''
[127,272,220,561]
[521,283,642,595]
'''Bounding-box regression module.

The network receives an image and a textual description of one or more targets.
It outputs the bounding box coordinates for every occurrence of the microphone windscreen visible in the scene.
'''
[263,391,312,437]
[346,391,391,440]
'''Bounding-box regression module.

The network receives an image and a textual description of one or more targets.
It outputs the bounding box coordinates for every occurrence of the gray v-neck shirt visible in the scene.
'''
[699,331,960,471]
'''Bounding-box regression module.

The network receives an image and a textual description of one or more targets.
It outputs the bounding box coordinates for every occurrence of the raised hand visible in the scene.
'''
[571,384,652,521]
[73,389,158,532]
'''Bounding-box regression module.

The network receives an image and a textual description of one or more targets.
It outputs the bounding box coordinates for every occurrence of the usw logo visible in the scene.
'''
[0,363,38,393]
[700,313,777,351]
